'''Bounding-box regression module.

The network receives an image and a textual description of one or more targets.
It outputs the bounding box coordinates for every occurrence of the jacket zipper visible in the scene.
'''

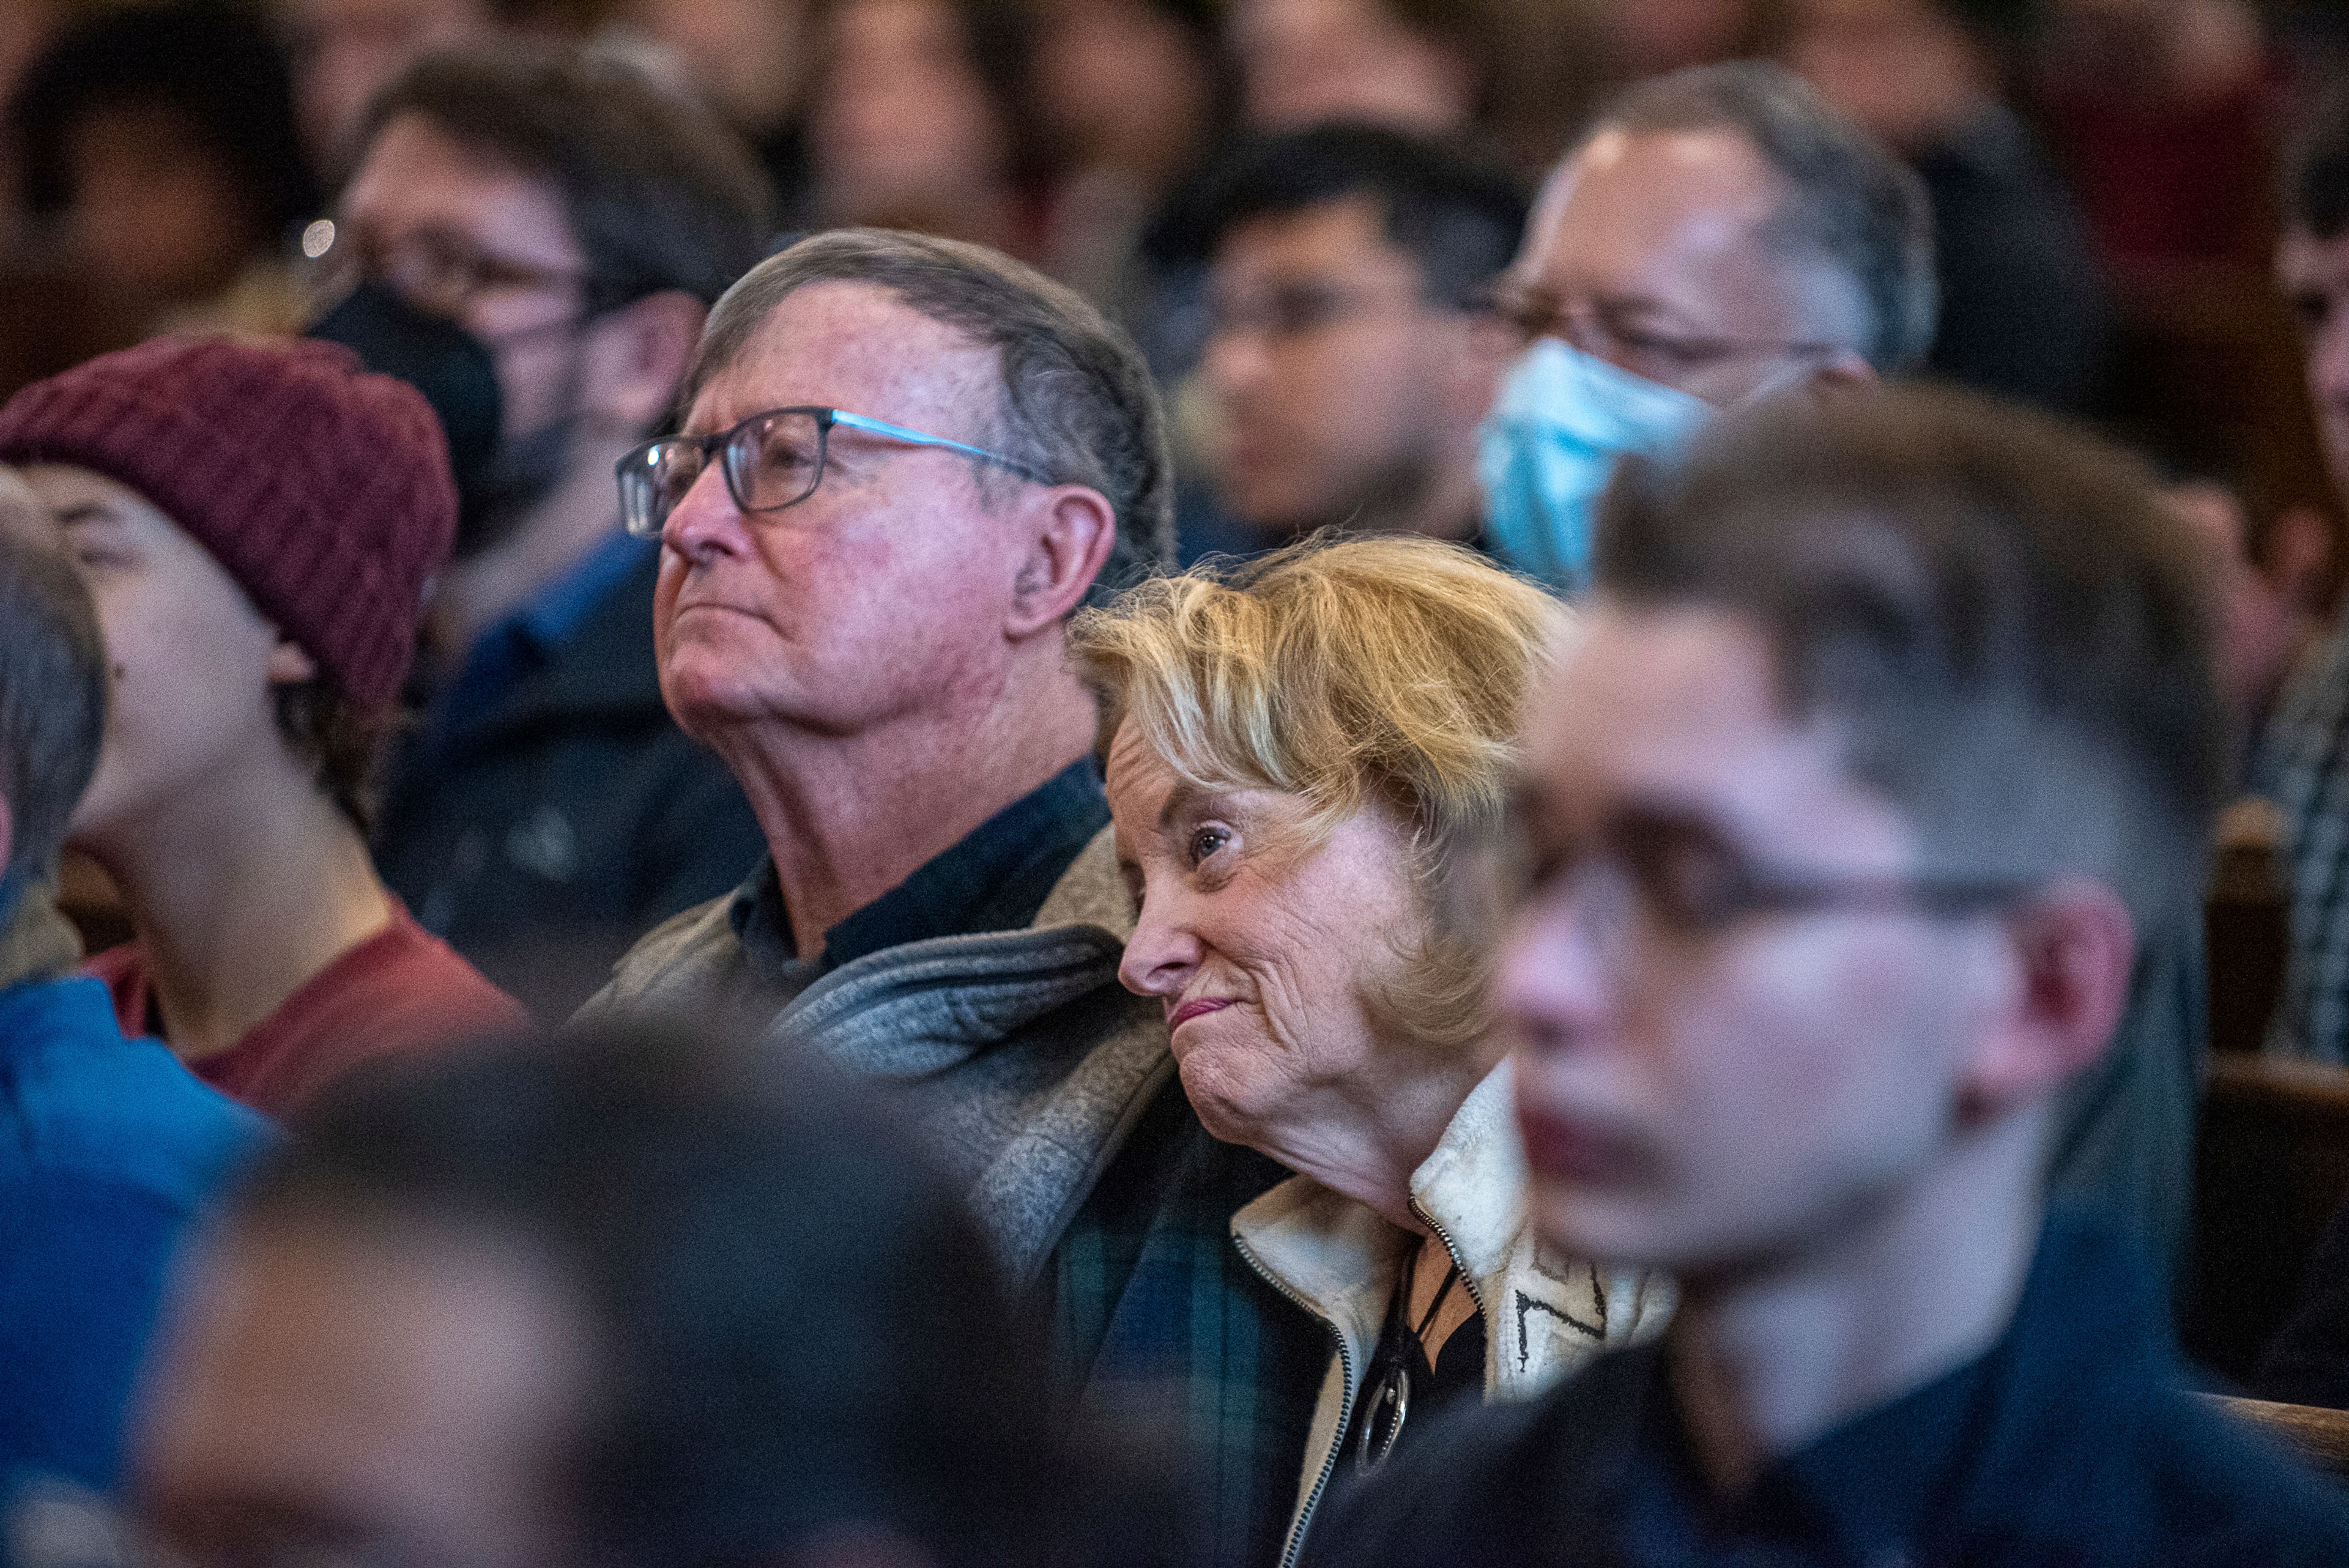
[1408,1197,1489,1329]
[1232,1229,1356,1568]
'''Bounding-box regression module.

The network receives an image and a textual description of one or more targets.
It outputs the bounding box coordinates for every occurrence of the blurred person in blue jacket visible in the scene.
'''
[0,472,265,1514]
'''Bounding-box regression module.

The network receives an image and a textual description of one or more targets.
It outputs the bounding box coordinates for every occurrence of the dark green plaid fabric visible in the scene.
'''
[1053,1074,1330,1568]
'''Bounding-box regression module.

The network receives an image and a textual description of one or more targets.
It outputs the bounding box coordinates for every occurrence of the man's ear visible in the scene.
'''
[1006,485,1118,639]
[1958,878,2137,1122]
[265,635,319,687]
[579,290,708,435]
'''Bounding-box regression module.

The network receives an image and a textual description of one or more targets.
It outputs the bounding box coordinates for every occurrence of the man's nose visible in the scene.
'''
[1118,897,1204,999]
[1200,324,1275,402]
[662,462,746,562]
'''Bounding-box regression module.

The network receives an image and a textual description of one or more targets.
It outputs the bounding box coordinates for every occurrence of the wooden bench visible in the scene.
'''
[2208,1394,2349,1481]
[2184,1055,2349,1381]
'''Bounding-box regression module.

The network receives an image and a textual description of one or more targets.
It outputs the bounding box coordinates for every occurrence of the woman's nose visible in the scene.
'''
[1119,898,1203,999]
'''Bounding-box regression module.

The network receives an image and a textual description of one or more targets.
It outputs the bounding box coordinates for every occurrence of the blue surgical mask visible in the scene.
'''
[1476,339,1712,593]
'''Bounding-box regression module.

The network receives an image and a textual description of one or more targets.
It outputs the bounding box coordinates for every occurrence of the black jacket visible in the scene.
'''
[373,549,764,1018]
[1305,1216,2349,1567]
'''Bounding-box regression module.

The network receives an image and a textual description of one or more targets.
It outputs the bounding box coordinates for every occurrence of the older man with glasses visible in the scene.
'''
[585,227,1332,1567]
[1475,61,1935,594]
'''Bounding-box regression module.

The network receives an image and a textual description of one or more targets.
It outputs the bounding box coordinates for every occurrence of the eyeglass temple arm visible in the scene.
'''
[826,410,1057,487]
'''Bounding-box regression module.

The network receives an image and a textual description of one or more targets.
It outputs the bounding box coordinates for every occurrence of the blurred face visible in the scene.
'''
[623,0,811,133]
[1108,720,1422,1156]
[1230,0,1472,135]
[1496,605,2003,1279]
[138,1215,590,1568]
[1031,0,1215,167]
[21,467,291,851]
[1597,0,1753,76]
[2282,223,2349,500]
[64,103,254,306]
[1502,127,1861,407]
[655,283,1029,745]
[1202,195,1504,539]
[808,0,1009,222]
[338,113,588,451]
[1779,0,1981,152]
[281,0,486,167]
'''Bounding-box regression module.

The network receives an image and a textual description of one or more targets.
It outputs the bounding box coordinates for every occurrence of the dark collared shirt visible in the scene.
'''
[1305,1215,2349,1567]
[726,758,1110,993]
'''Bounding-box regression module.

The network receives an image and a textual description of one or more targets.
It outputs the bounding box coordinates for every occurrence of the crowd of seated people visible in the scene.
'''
[14,1,2349,1564]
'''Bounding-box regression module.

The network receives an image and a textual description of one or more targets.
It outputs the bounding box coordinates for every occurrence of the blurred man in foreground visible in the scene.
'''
[314,42,770,1014]
[1308,388,2349,1566]
[1179,122,1525,557]
[136,1024,1183,1568]
[0,485,264,1509]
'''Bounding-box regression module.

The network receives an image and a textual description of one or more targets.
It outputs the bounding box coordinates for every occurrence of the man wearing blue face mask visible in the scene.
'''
[1477,62,1938,591]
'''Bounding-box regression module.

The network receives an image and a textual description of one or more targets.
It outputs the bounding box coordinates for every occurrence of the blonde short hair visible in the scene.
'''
[1071,534,1563,1049]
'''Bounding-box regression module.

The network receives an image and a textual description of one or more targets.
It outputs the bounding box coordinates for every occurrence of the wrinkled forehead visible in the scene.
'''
[685,279,1004,438]
[1523,128,1779,279]
[1517,125,1861,343]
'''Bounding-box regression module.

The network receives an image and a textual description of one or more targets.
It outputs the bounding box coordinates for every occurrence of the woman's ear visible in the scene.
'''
[265,634,319,688]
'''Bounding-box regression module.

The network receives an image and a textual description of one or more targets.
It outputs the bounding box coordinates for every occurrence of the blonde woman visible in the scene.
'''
[1073,535,1665,1565]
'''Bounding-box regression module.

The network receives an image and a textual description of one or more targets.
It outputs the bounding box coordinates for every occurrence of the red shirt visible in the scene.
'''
[86,901,531,1119]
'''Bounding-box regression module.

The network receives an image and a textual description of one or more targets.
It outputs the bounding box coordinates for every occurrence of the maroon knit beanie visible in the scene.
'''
[0,335,457,711]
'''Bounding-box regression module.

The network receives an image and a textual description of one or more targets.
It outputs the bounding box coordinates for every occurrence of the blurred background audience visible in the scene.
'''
[1,0,2329,651]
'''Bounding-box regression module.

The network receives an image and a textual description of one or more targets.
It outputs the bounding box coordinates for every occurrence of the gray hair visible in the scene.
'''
[1578,62,1938,374]
[0,472,106,926]
[688,228,1176,605]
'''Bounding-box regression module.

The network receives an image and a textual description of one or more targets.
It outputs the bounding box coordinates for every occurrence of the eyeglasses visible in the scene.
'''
[1506,807,2030,944]
[617,406,1058,539]
[1485,286,1840,388]
[311,221,601,322]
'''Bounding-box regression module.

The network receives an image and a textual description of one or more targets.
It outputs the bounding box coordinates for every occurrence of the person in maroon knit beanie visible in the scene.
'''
[0,335,528,1117]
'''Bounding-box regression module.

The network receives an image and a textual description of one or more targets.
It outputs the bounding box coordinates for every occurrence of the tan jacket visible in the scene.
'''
[1230,1063,1671,1567]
